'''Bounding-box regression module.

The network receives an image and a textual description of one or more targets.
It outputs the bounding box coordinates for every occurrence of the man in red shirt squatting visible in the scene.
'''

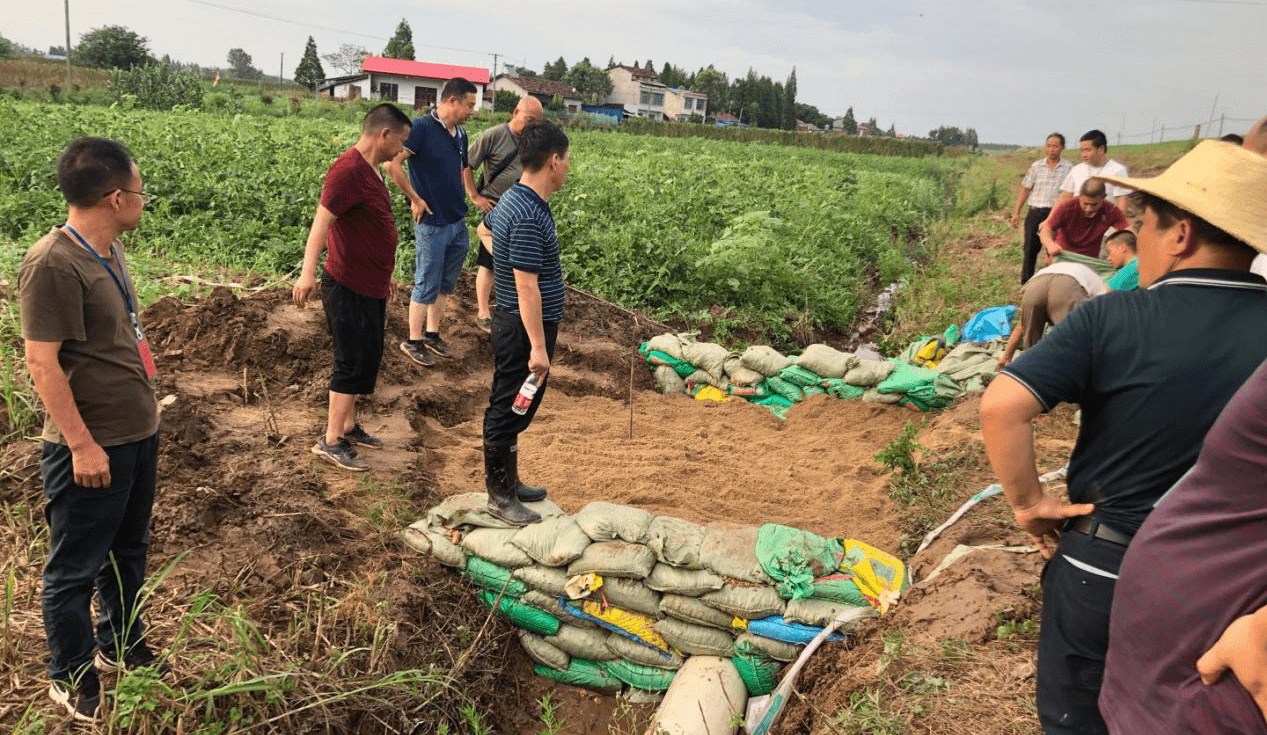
[1038,178,1129,263]
[293,104,412,471]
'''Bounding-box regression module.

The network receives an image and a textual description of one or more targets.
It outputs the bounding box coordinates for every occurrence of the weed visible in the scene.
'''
[875,421,922,477]
[829,687,909,735]
[994,608,1040,641]
[536,691,567,735]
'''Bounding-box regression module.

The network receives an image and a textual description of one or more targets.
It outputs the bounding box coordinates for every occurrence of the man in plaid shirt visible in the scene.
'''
[1012,133,1074,284]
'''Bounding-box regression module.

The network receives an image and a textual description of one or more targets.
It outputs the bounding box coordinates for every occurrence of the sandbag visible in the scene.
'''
[546,624,616,661]
[862,388,903,404]
[699,522,770,585]
[820,379,866,400]
[518,630,570,671]
[747,616,846,645]
[795,344,857,379]
[533,659,622,692]
[574,501,655,544]
[727,366,766,387]
[844,359,897,387]
[561,599,671,653]
[463,557,527,597]
[427,492,565,530]
[477,590,561,636]
[645,564,724,596]
[654,366,687,394]
[784,597,876,628]
[645,517,706,569]
[700,586,786,619]
[399,524,432,555]
[686,368,728,390]
[764,376,803,404]
[606,633,685,669]
[604,659,678,691]
[417,527,466,568]
[841,539,910,613]
[567,541,657,579]
[777,365,824,388]
[681,341,731,382]
[733,653,781,697]
[646,333,687,360]
[654,618,736,657]
[660,595,739,631]
[460,528,535,568]
[524,590,598,629]
[741,345,793,377]
[510,515,592,567]
[600,577,663,617]
[755,524,844,600]
[811,575,870,607]
[512,565,570,596]
[734,632,801,662]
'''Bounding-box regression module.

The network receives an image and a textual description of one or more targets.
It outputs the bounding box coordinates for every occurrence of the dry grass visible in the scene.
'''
[0,57,110,91]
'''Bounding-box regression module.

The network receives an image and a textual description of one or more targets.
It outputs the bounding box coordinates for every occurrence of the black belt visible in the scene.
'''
[1064,516,1132,546]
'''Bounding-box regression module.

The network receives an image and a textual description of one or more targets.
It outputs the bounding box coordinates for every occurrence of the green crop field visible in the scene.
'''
[0,99,963,342]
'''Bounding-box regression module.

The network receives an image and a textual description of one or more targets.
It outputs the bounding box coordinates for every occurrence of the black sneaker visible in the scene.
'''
[400,340,435,367]
[423,334,453,359]
[311,437,369,472]
[49,679,100,722]
[95,643,172,678]
[342,424,383,449]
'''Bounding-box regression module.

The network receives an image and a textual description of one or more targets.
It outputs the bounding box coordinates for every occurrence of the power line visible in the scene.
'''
[1161,0,1267,6]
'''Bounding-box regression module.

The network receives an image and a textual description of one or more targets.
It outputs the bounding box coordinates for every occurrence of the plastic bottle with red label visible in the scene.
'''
[511,373,540,415]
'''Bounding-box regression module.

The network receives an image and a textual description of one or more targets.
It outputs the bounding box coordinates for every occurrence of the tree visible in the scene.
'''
[840,107,858,135]
[692,67,728,116]
[384,19,414,60]
[885,123,896,137]
[566,58,612,101]
[607,55,616,69]
[76,25,151,70]
[542,56,568,81]
[294,36,325,90]
[644,59,654,73]
[547,94,565,112]
[505,64,536,78]
[48,45,66,57]
[865,117,879,135]
[0,35,13,59]
[493,89,521,113]
[226,48,263,79]
[322,44,369,75]
[782,68,797,130]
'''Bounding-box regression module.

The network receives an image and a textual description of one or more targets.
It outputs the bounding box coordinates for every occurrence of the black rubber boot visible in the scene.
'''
[484,443,542,526]
[509,444,548,502]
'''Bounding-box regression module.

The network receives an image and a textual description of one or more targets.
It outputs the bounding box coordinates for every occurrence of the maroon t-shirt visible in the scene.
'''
[321,147,397,299]
[1048,197,1129,258]
[1101,359,1267,735]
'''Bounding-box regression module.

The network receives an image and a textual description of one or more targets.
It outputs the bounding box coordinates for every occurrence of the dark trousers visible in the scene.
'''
[1037,528,1127,735]
[483,310,558,446]
[1022,206,1051,284]
[41,433,158,685]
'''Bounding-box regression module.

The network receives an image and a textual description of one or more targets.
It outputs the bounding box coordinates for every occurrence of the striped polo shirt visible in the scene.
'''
[1021,158,1074,208]
[488,182,565,323]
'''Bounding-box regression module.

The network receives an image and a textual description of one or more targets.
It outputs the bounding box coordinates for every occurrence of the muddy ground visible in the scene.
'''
[1,263,1076,734]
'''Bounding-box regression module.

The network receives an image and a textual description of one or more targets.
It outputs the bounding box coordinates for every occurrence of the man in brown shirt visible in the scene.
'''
[19,137,163,722]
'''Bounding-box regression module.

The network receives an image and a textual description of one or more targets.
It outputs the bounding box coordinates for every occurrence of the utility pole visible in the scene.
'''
[279,52,283,85]
[63,0,72,86]
[1160,124,1165,142]
[1219,114,1225,137]
[1207,94,1219,134]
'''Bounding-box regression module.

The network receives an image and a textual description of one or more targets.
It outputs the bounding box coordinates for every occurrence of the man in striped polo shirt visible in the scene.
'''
[1012,133,1073,284]
[481,120,570,526]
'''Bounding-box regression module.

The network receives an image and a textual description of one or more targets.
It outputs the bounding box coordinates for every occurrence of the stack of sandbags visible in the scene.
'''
[639,333,964,417]
[401,495,910,699]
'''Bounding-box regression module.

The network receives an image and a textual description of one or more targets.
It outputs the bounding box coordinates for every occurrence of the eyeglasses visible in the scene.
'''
[102,188,154,205]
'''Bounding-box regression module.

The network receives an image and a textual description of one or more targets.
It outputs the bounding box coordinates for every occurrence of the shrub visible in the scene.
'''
[109,63,203,110]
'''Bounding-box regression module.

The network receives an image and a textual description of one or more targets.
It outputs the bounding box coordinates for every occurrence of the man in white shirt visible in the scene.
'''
[1056,129,1130,206]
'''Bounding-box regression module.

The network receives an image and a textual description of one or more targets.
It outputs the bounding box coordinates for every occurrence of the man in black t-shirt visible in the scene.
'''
[980,141,1267,735]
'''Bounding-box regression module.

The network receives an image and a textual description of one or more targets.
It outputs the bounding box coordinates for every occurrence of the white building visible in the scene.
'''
[318,57,489,110]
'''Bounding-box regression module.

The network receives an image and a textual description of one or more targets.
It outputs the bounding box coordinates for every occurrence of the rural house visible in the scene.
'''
[603,65,707,121]
[318,56,489,109]
[489,75,584,113]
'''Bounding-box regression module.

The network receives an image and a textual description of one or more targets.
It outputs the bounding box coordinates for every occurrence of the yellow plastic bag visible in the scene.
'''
[576,599,671,651]
[912,338,948,369]
[841,539,909,614]
[694,385,729,402]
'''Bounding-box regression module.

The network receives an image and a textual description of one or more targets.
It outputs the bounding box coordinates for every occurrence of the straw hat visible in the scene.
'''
[1095,140,1267,254]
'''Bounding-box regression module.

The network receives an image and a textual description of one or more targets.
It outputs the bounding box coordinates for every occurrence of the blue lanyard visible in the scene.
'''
[61,224,136,318]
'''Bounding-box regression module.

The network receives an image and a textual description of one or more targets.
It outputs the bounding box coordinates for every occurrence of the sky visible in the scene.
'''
[9,0,1266,144]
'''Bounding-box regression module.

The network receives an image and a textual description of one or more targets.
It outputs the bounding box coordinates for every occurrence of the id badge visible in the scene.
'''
[137,337,158,379]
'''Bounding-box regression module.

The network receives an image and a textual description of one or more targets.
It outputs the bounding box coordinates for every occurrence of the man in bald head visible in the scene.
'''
[1039,178,1130,263]
[464,95,545,332]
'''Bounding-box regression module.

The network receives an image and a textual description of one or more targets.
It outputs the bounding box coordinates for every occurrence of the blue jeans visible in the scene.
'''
[412,220,470,304]
[41,433,158,685]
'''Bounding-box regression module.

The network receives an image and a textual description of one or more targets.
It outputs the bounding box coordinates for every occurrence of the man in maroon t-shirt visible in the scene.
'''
[1039,178,1130,261]
[293,104,411,471]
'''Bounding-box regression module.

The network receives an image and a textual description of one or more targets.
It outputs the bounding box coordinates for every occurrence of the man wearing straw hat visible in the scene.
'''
[979,139,1267,734]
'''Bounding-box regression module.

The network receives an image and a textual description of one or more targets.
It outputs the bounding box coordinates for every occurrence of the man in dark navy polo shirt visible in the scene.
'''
[386,77,478,367]
[480,120,570,526]
[980,141,1267,735]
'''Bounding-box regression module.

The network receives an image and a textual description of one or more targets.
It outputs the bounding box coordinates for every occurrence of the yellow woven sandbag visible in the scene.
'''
[693,385,728,402]
[841,539,909,613]
[577,599,671,651]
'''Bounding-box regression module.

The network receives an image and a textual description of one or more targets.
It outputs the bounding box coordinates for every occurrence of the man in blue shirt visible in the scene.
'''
[386,77,478,367]
[1104,230,1139,291]
[481,120,570,526]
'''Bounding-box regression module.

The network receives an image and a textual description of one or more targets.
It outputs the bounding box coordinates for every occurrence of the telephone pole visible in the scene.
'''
[63,0,72,85]
[279,52,284,84]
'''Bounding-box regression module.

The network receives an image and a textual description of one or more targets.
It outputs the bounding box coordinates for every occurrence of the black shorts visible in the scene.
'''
[475,240,493,269]
[321,270,386,395]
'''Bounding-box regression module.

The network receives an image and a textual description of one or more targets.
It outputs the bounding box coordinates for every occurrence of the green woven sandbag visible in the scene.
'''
[778,364,823,388]
[477,589,561,635]
[533,659,622,692]
[464,557,527,597]
[765,376,804,403]
[820,379,865,400]
[752,394,794,419]
[732,653,782,696]
[811,575,870,607]
[604,658,678,691]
